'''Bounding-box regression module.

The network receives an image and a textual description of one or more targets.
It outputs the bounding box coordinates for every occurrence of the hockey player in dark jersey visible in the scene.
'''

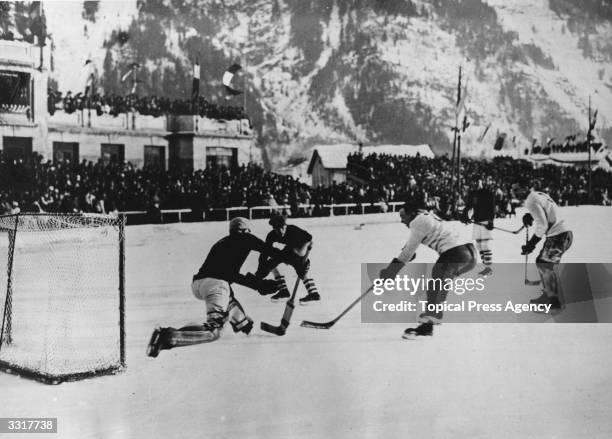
[256,213,320,305]
[146,217,304,357]
[461,179,495,276]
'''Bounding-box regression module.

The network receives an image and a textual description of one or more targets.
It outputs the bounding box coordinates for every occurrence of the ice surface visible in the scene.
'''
[1,207,612,439]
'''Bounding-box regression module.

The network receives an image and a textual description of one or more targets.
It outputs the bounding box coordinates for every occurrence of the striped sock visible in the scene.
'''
[303,277,319,296]
[480,249,493,265]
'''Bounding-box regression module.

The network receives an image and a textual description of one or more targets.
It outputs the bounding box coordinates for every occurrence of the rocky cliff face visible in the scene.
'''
[14,0,612,166]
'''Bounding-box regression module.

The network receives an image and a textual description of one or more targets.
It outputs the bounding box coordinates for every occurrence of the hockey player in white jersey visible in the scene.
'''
[520,186,573,311]
[379,193,477,339]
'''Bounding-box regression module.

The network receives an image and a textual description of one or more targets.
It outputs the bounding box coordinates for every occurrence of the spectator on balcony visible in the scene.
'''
[10,201,20,215]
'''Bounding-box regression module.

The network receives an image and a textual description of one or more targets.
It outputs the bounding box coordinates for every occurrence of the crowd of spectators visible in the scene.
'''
[1,150,611,222]
[0,31,16,41]
[346,152,612,216]
[0,151,311,220]
[47,90,248,121]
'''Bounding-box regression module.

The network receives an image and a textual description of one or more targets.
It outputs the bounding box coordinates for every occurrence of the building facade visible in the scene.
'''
[0,40,254,171]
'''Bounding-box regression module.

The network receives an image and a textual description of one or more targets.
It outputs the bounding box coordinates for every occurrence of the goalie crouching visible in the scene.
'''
[147,217,304,358]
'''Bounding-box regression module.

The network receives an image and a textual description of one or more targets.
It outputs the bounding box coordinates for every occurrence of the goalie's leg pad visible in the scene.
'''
[170,324,221,346]
[227,296,252,334]
[231,317,254,335]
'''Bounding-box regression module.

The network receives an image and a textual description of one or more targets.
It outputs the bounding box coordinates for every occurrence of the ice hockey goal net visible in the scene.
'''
[0,213,125,384]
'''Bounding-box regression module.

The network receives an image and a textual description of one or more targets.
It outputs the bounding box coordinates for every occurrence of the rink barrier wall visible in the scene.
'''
[118,202,406,225]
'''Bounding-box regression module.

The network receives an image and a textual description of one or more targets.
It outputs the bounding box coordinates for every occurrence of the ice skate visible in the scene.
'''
[271,288,290,302]
[299,292,320,305]
[402,321,434,340]
[147,326,172,358]
[231,317,254,335]
[529,292,549,305]
[478,266,493,277]
[531,294,564,314]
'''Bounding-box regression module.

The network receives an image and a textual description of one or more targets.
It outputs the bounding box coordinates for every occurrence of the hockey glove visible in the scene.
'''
[521,235,541,255]
[234,272,259,289]
[379,258,405,280]
[234,272,276,295]
[257,279,280,296]
[255,265,271,280]
[522,213,534,228]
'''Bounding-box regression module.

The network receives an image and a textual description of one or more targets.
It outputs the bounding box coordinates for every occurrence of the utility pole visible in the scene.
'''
[587,95,598,203]
[450,65,463,216]
[244,22,251,162]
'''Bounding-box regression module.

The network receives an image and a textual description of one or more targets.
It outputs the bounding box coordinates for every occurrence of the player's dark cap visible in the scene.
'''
[402,191,426,213]
[269,213,286,229]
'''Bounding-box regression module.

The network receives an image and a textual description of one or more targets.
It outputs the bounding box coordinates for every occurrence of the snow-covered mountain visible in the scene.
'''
[22,1,612,165]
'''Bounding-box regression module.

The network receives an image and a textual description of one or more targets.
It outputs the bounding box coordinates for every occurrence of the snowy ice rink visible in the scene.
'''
[2,206,612,439]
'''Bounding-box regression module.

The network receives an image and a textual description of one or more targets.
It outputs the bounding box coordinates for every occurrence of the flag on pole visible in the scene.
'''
[82,59,95,97]
[121,62,139,83]
[493,132,507,150]
[478,123,491,142]
[589,109,598,131]
[130,80,142,94]
[454,76,468,123]
[222,63,243,96]
[120,69,133,83]
[192,60,200,100]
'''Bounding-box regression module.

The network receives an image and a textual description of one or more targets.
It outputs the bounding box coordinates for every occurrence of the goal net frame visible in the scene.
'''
[0,213,126,384]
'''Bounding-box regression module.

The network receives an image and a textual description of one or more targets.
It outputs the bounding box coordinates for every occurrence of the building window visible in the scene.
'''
[0,71,30,115]
[53,142,79,164]
[101,143,125,165]
[206,146,237,169]
[2,136,33,161]
[144,145,165,170]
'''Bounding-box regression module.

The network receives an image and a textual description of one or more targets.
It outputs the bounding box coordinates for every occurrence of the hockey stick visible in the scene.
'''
[300,285,374,329]
[260,277,301,336]
[472,221,525,235]
[524,227,541,286]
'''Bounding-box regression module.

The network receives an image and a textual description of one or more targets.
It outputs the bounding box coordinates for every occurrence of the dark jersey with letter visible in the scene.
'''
[265,224,312,250]
[464,188,495,222]
[194,233,283,283]
[259,224,312,267]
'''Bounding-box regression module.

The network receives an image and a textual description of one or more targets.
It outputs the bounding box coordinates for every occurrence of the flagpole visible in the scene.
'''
[243,52,247,139]
[451,65,462,216]
[587,95,593,203]
[243,24,251,161]
[38,1,45,71]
